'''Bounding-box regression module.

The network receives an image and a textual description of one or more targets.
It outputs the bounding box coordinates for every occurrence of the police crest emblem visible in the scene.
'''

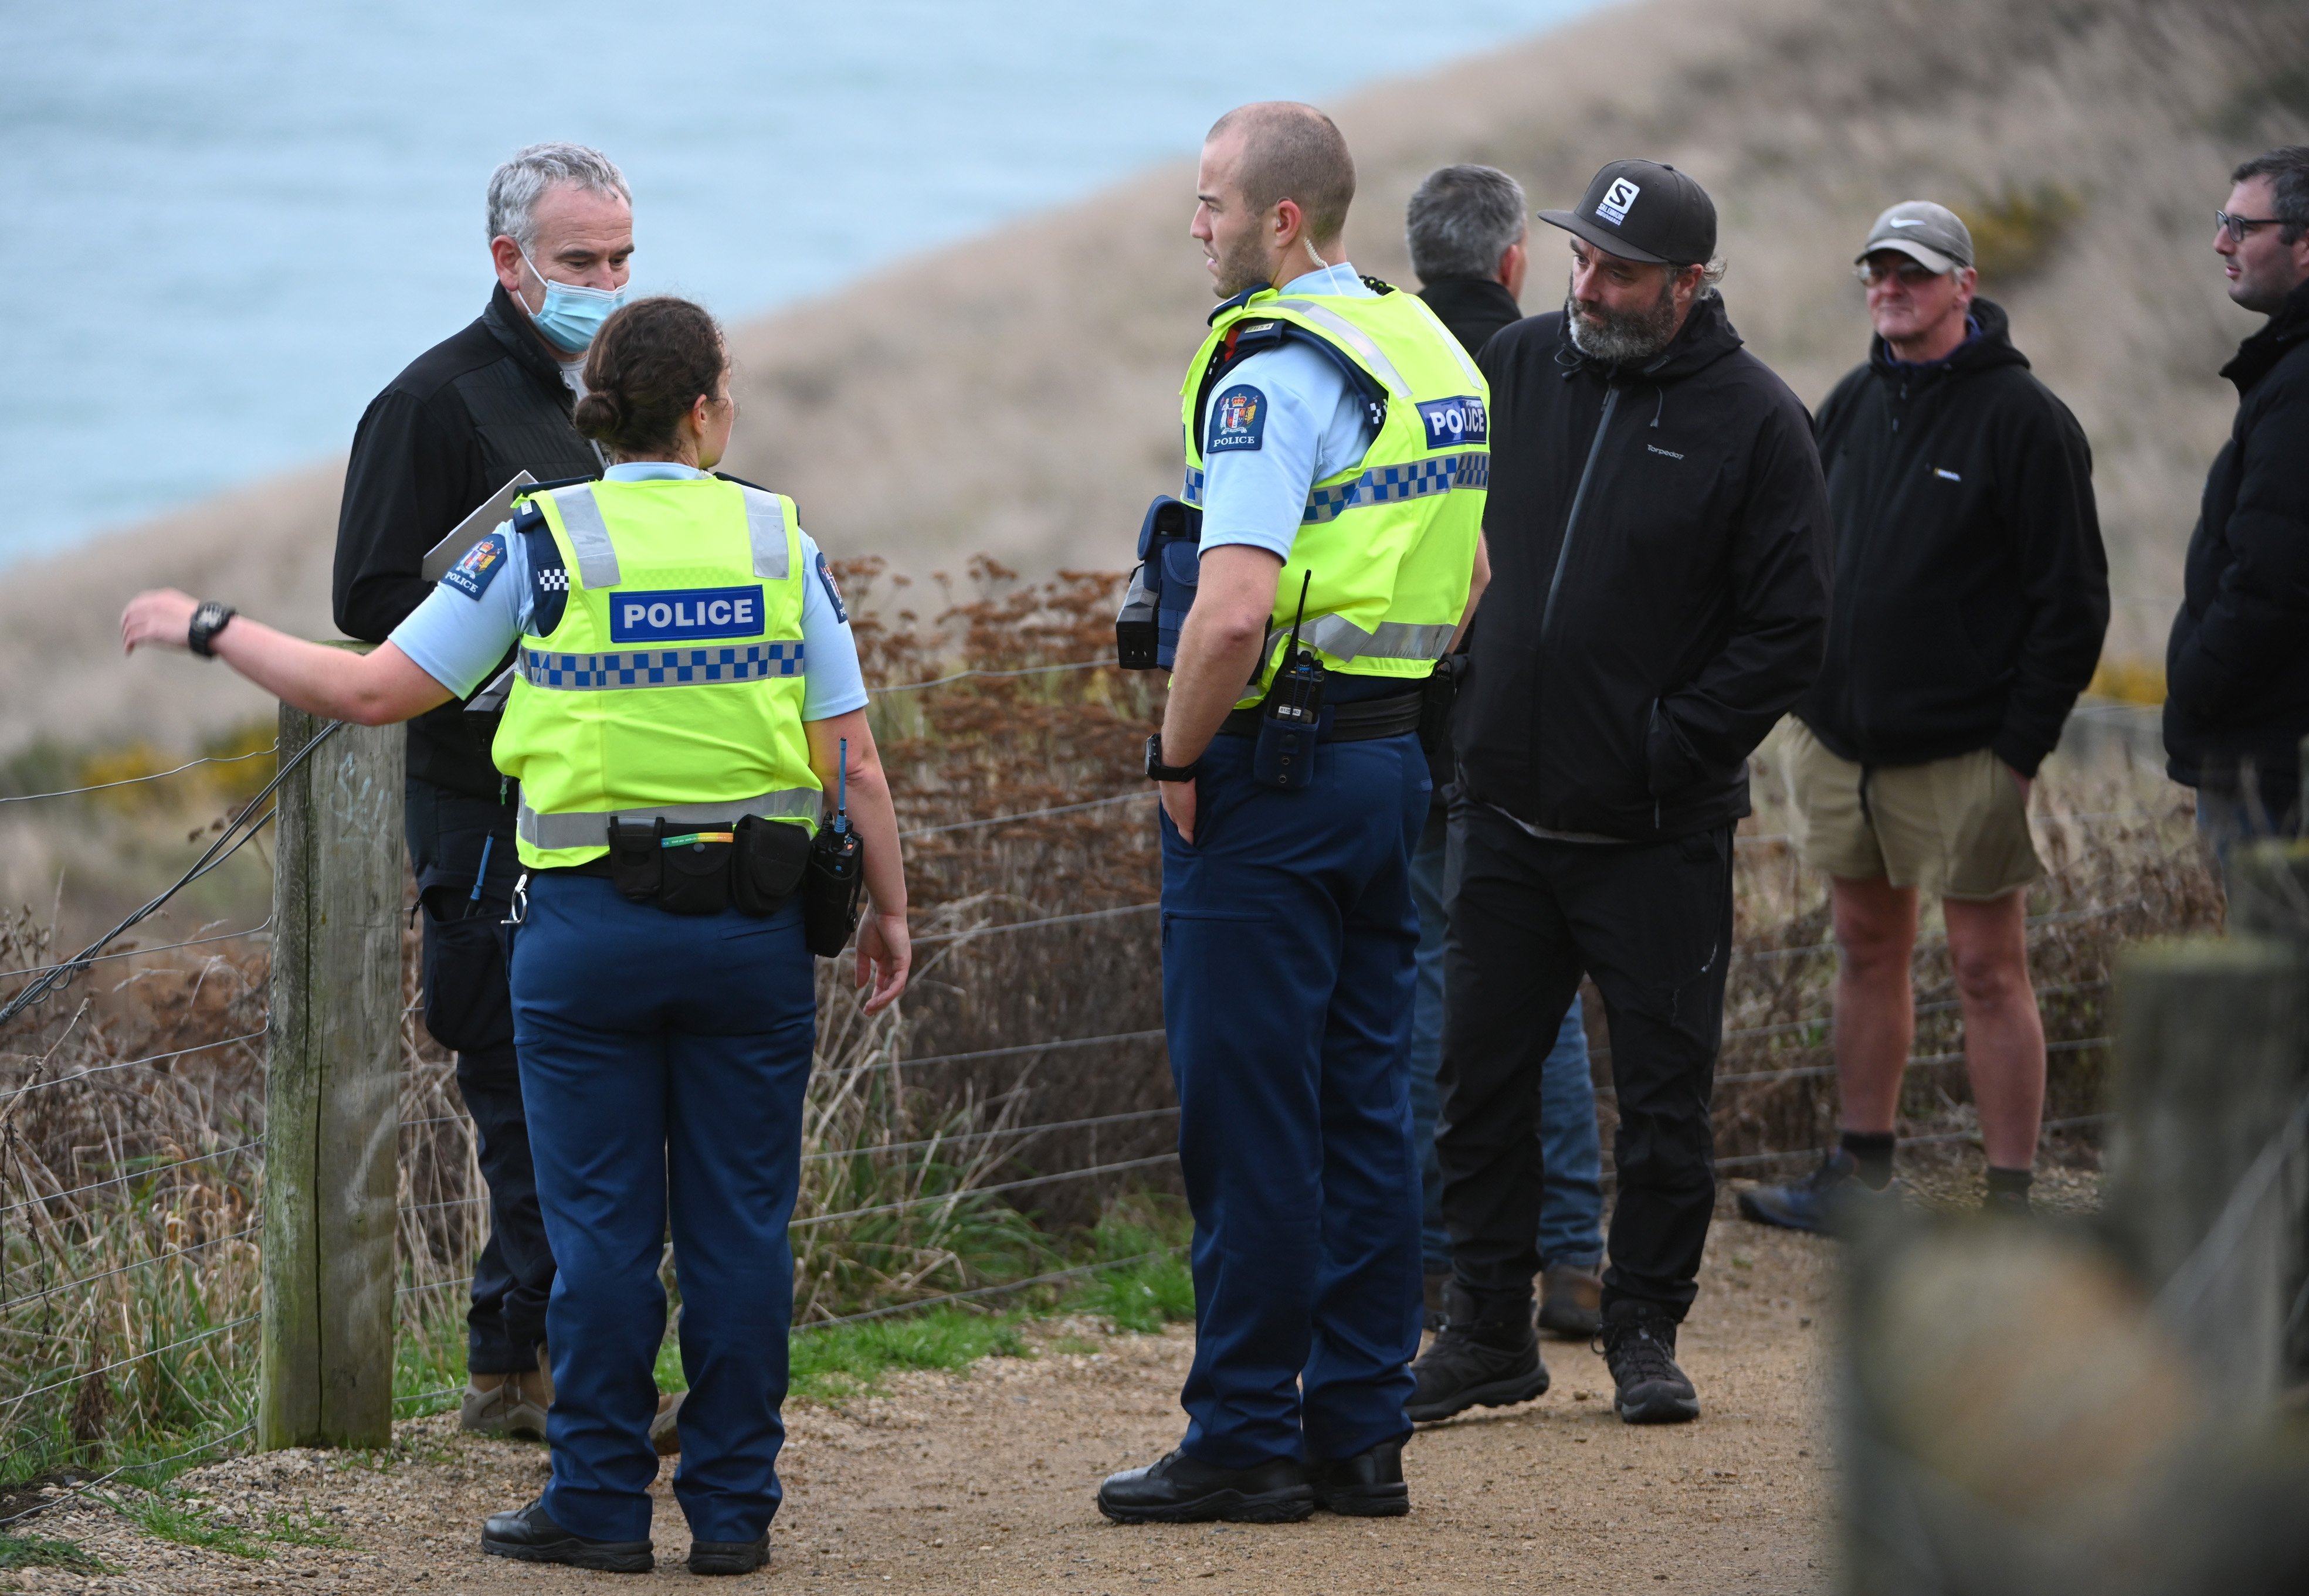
[1207,383,1267,453]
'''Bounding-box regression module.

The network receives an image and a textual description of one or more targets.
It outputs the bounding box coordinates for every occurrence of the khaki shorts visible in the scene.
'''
[1781,720,2042,901]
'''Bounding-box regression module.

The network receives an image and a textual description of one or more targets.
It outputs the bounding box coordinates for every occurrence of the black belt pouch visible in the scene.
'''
[607,819,666,905]
[733,815,812,915]
[609,817,733,915]
[803,826,866,957]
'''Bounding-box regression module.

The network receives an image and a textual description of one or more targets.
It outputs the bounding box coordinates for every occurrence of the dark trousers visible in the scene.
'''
[511,874,816,1544]
[405,778,555,1374]
[1437,804,1733,1320]
[1159,731,1428,1469]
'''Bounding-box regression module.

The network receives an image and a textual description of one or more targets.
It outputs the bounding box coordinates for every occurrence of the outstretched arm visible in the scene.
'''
[805,708,909,1015]
[121,588,453,726]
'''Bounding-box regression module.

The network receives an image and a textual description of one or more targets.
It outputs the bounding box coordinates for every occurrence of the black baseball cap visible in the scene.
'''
[1538,159,1717,266]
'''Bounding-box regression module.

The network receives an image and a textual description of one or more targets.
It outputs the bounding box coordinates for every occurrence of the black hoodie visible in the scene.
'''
[1798,299,2108,777]
[1456,295,1832,840]
[2164,275,2309,790]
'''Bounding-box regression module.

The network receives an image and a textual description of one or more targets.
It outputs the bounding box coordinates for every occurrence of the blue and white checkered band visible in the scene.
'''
[1182,466,1205,506]
[1302,451,1489,526]
[518,643,806,691]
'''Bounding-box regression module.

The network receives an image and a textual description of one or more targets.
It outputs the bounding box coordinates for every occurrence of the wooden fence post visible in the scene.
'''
[260,705,403,1450]
[2103,935,2309,1404]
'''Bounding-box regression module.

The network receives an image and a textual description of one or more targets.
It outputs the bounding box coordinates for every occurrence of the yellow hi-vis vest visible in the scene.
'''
[491,477,822,870]
[1180,280,1488,708]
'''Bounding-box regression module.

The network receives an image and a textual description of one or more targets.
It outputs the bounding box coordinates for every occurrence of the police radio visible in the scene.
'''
[803,737,867,957]
[1253,572,1326,792]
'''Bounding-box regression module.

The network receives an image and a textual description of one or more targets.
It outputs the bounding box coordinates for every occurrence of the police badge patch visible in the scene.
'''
[441,534,508,601]
[815,551,849,625]
[1206,384,1267,453]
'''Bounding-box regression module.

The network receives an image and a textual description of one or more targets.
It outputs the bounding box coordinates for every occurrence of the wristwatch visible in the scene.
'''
[1144,734,1199,783]
[187,601,238,658]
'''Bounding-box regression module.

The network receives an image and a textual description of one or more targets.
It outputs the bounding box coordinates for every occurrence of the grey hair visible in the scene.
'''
[1694,256,1728,298]
[2233,146,2309,245]
[486,143,631,251]
[1406,164,1528,283]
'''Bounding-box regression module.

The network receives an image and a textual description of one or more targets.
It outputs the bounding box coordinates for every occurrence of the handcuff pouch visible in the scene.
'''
[733,815,812,915]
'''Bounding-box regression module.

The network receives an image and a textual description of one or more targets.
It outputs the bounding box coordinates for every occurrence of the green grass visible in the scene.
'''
[787,1309,1033,1404]
[0,1530,113,1574]
[104,1490,351,1560]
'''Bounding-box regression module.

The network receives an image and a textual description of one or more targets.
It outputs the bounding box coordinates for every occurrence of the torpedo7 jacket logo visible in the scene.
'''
[1417,395,1488,450]
[608,586,765,643]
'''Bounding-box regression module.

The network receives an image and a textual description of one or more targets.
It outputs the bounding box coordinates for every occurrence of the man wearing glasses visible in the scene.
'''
[1741,201,2106,1231]
[2164,148,2309,856]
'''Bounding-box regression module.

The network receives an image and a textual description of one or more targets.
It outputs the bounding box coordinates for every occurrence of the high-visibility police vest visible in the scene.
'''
[491,477,822,870]
[1181,280,1488,707]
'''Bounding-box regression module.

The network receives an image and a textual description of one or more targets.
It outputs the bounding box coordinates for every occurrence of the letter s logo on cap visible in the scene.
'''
[1595,177,1642,226]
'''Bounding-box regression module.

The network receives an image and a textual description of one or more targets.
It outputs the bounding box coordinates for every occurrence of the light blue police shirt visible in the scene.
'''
[1196,262,1379,562]
[386,461,870,720]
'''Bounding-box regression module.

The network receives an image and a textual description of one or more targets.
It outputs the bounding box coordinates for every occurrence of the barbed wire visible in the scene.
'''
[0,1140,262,1218]
[867,659,1109,698]
[794,1248,1179,1332]
[800,1106,1177,1165]
[0,917,276,987]
[0,745,280,808]
[0,1223,261,1314]
[903,791,1154,841]
[791,1152,1178,1232]
[4,1314,255,1410]
[0,1421,256,1528]
[0,1030,269,1108]
[914,901,1159,948]
[838,1027,1167,1079]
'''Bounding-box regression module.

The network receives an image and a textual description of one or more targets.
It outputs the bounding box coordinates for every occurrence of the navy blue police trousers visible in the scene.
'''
[508,872,816,1546]
[1159,728,1429,1468]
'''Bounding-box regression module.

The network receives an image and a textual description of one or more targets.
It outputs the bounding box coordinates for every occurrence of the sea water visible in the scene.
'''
[0,0,1606,567]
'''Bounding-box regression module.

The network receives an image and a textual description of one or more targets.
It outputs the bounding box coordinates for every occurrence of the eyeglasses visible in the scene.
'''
[2216,209,2283,243]
[1854,258,1945,288]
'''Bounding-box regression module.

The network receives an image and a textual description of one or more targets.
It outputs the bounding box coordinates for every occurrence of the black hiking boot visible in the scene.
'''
[480,1497,653,1573]
[1599,1305,1700,1425]
[1406,1282,1549,1423]
[1096,1449,1314,1524]
[1307,1436,1409,1517]
[688,1532,769,1575]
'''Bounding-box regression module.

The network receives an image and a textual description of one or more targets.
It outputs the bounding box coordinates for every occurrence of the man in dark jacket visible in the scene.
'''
[1738,202,2107,1234]
[1411,161,1830,1428]
[1405,164,1606,1342]
[333,142,628,1437]
[2165,146,2309,846]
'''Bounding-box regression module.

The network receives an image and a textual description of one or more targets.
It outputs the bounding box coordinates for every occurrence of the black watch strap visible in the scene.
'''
[187,601,237,658]
[1144,733,1199,783]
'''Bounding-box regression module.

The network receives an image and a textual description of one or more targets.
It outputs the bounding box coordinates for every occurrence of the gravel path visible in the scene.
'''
[5,1224,1835,1595]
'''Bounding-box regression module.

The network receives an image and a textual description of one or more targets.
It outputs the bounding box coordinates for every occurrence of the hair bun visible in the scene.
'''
[572,389,624,440]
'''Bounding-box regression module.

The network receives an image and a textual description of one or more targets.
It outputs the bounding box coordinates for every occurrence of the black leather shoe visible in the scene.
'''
[1599,1306,1700,1425]
[1307,1437,1408,1517]
[1407,1281,1549,1423]
[1096,1449,1314,1524]
[688,1532,769,1575]
[480,1497,653,1573]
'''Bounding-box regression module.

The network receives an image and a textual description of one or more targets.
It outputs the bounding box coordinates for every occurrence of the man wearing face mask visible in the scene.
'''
[331,141,632,1441]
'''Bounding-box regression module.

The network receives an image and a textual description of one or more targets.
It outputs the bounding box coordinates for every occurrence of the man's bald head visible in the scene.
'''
[1205,101,1356,245]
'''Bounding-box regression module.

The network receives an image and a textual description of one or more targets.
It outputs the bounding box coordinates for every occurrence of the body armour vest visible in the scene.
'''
[1181,280,1489,707]
[491,476,822,870]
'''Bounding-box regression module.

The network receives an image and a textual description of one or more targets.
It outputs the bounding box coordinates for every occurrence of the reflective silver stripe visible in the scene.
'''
[1303,451,1487,525]
[546,484,620,587]
[1303,615,1456,664]
[517,643,804,690]
[519,787,822,851]
[740,487,790,579]
[1266,299,1410,395]
[1415,298,1485,389]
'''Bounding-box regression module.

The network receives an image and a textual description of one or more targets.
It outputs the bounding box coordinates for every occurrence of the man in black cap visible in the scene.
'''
[1412,159,1830,1427]
[1740,202,2105,1234]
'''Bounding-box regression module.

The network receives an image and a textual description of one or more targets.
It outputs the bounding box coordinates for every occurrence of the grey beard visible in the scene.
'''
[1565,286,1679,364]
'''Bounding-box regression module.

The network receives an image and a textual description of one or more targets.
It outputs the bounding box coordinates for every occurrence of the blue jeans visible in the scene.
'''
[1159,730,1428,1468]
[1407,809,1603,1277]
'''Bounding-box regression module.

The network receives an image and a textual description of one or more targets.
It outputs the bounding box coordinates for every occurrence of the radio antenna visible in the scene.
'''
[1284,571,1312,663]
[835,738,851,834]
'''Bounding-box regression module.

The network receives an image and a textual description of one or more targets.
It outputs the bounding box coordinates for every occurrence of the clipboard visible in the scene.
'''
[421,471,538,582]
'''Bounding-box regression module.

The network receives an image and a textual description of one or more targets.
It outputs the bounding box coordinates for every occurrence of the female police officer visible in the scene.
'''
[122,294,908,1577]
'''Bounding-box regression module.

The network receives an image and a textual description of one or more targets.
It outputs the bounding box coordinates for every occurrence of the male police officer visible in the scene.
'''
[1096,103,1486,1524]
[332,143,630,1438]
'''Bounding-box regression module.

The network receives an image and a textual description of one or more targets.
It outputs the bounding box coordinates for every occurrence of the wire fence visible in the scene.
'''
[0,647,2202,1518]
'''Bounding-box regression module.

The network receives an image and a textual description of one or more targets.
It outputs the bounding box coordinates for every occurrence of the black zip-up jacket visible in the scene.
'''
[1799,300,2107,777]
[332,283,602,797]
[1456,294,1831,840]
[2164,275,2309,789]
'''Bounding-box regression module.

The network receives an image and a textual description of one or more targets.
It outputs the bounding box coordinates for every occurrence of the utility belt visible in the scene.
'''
[1215,688,1425,744]
[531,813,864,955]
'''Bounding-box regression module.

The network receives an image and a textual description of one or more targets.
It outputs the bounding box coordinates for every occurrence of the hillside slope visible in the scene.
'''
[6,0,2303,759]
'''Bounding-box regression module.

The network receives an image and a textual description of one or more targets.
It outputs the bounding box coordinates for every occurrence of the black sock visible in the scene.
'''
[1840,1130,1896,1190]
[1985,1166,2034,1201]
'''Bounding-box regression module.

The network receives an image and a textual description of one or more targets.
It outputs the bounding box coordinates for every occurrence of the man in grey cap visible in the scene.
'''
[1740,202,2106,1232]
[1415,159,1830,1427]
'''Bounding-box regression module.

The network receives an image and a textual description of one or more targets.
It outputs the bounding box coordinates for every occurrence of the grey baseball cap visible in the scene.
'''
[1857,201,1974,274]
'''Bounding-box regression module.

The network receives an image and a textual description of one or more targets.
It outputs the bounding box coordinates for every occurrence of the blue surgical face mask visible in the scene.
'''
[520,248,628,354]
